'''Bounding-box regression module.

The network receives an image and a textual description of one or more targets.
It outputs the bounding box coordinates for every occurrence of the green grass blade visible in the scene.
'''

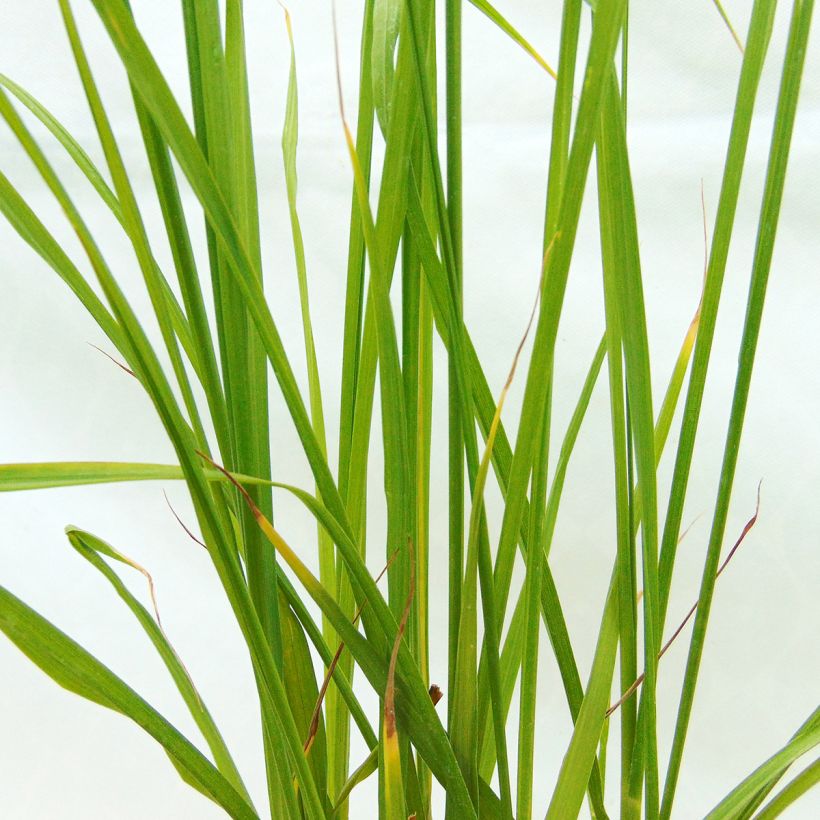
[442,0,471,810]
[402,5,517,807]
[65,527,252,805]
[330,0,378,787]
[413,275,435,813]
[598,69,662,817]
[444,0,466,780]
[478,776,504,820]
[478,590,526,777]
[753,757,820,819]
[624,8,781,804]
[224,0,281,674]
[543,338,607,558]
[406,177,609,814]
[487,0,625,645]
[383,550,414,820]
[0,462,185,491]
[0,461,381,768]
[0,129,123,355]
[0,73,119,212]
[515,425,546,820]
[0,78,213,409]
[661,3,815,813]
[278,579,377,756]
[704,708,820,819]
[510,240,559,820]
[543,0,582,240]
[213,462,475,816]
[333,747,379,815]
[372,0,401,132]
[280,4,335,633]
[0,584,258,819]
[477,337,605,770]
[178,14,289,803]
[225,1,262,274]
[337,0,375,505]
[453,4,629,804]
[336,36,412,629]
[58,0,210,452]
[657,0,777,631]
[330,2,379,809]
[19,22,320,809]
[280,10,339,809]
[734,711,820,819]
[625,0,781,799]
[467,0,556,77]
[89,0,351,540]
[178,0,236,459]
[279,595,330,812]
[711,0,745,52]
[597,128,639,817]
[129,96,231,460]
[546,579,619,820]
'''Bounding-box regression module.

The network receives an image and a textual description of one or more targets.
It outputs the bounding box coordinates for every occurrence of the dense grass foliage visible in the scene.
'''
[0,1,817,818]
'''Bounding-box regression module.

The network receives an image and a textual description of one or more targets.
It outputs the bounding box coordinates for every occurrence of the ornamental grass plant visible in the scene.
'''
[0,0,817,818]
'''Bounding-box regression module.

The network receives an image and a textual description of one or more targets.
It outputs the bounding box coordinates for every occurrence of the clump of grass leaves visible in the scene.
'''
[0,0,817,818]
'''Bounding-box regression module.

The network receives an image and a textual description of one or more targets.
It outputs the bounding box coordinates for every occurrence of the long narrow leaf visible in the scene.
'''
[0,585,258,819]
[65,527,251,805]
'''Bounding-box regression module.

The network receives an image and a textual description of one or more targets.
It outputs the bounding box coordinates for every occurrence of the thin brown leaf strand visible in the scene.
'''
[385,539,416,739]
[163,490,207,549]
[606,483,762,717]
[87,342,136,377]
[304,550,399,756]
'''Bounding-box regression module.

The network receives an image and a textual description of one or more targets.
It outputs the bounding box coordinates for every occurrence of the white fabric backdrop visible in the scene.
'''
[1,1,818,817]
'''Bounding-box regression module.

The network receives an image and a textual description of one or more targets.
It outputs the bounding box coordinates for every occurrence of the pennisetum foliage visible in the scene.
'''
[0,0,816,818]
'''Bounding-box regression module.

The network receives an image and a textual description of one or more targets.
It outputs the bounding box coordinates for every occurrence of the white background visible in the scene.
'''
[1,1,818,817]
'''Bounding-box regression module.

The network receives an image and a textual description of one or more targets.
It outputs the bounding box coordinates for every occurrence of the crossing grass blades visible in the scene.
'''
[0,0,817,818]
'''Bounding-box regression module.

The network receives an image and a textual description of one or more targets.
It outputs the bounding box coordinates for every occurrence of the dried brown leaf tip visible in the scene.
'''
[196,450,264,520]
[385,539,416,739]
[87,342,136,377]
[304,549,398,756]
[606,483,762,717]
[428,684,443,706]
[163,490,207,550]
